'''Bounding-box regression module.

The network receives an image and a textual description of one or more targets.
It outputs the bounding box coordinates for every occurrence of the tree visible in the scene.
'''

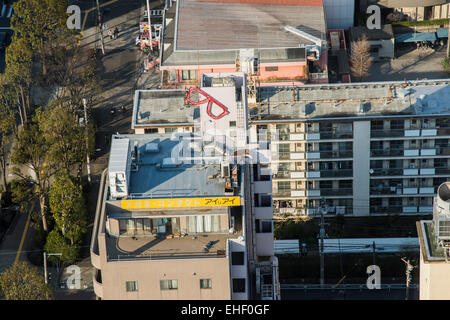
[11,119,56,231]
[350,35,374,81]
[44,229,80,265]
[3,37,33,123]
[49,172,87,245]
[37,105,87,176]
[0,261,53,300]
[0,89,16,192]
[11,0,69,78]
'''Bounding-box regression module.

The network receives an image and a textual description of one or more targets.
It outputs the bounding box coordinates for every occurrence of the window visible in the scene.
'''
[165,127,177,133]
[229,121,236,127]
[265,66,278,72]
[181,70,196,80]
[232,278,246,293]
[160,279,178,290]
[200,279,212,289]
[168,70,176,82]
[126,281,138,292]
[144,128,158,134]
[277,181,290,191]
[231,252,245,265]
[261,220,272,233]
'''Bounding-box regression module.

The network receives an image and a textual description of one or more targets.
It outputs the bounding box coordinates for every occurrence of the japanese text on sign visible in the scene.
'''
[121,197,241,209]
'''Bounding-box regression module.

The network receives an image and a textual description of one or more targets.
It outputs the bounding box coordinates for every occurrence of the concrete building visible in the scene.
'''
[91,72,280,300]
[132,77,450,218]
[360,1,450,21]
[417,182,450,300]
[349,24,395,60]
[322,0,355,30]
[159,0,328,88]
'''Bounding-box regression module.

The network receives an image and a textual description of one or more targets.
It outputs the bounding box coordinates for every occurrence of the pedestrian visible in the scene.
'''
[114,26,119,39]
[108,29,113,40]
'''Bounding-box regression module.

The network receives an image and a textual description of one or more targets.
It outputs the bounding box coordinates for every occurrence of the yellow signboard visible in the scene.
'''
[121,197,241,210]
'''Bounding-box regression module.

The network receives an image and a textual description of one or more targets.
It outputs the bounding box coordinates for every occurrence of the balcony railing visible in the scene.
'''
[370,149,404,157]
[371,167,450,176]
[318,131,353,139]
[319,150,353,158]
[273,171,290,179]
[371,129,404,138]
[319,188,353,196]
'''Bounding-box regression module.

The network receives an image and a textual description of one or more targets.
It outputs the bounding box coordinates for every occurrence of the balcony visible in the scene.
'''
[403,168,418,175]
[404,149,419,157]
[404,129,420,137]
[371,129,404,138]
[306,152,320,160]
[320,188,353,196]
[371,206,403,214]
[371,149,404,157]
[421,148,436,156]
[437,147,450,155]
[319,150,353,159]
[403,187,418,194]
[306,133,320,140]
[290,172,305,178]
[273,171,290,179]
[419,187,435,194]
[290,152,305,160]
[403,206,418,213]
[291,190,306,197]
[307,189,321,197]
[290,133,304,141]
[436,168,450,175]
[420,168,435,175]
[419,206,433,213]
[306,171,321,178]
[319,131,353,139]
[421,129,437,136]
[273,191,291,198]
[278,152,290,160]
[320,169,353,178]
[371,168,403,176]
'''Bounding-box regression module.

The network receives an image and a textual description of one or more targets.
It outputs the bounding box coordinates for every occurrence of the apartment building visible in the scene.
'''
[159,0,328,88]
[417,182,450,300]
[132,77,450,218]
[91,72,280,300]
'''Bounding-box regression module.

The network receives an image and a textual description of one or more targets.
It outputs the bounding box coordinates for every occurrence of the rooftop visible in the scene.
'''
[175,0,326,51]
[133,79,450,126]
[417,221,445,262]
[106,232,242,260]
[108,134,237,199]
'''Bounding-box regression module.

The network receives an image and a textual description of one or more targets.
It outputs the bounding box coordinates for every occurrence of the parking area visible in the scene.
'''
[364,45,448,82]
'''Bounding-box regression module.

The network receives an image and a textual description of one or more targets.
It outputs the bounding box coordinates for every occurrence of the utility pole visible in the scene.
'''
[146,0,153,52]
[372,241,376,266]
[83,99,91,183]
[96,0,105,55]
[43,251,62,284]
[401,257,415,300]
[318,200,328,287]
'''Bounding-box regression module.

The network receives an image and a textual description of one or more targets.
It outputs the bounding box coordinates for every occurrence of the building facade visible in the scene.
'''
[417,182,450,300]
[91,73,280,300]
[132,78,450,218]
[159,0,328,88]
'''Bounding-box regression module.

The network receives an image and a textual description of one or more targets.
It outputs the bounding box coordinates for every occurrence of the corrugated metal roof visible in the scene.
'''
[108,138,130,173]
[175,0,326,51]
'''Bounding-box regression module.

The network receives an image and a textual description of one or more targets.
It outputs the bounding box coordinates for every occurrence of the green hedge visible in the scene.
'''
[392,18,448,27]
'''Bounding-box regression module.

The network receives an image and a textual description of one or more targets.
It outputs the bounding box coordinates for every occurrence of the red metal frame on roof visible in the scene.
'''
[186,87,230,120]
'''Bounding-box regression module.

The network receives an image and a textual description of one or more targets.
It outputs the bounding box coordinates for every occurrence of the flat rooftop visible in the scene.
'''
[417,221,445,262]
[133,79,450,126]
[109,134,235,198]
[132,90,199,126]
[107,232,243,259]
[175,0,325,51]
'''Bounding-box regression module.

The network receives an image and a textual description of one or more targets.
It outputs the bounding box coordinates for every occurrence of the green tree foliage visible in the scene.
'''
[44,229,80,265]
[10,179,35,214]
[0,261,53,300]
[11,118,56,231]
[37,105,87,175]
[49,172,87,245]
[11,0,69,77]
[442,58,450,73]
[0,89,16,192]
